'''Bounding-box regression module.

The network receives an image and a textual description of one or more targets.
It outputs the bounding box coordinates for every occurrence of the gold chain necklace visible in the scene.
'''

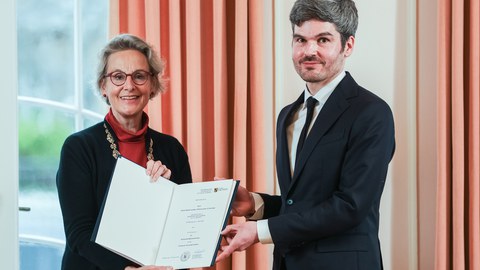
[103,123,154,160]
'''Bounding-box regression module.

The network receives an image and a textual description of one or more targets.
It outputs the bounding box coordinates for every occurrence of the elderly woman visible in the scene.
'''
[57,34,192,270]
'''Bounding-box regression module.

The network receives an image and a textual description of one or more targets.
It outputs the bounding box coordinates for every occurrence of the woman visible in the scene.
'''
[57,34,192,270]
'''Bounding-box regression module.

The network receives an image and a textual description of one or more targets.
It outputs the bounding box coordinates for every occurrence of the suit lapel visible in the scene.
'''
[290,73,357,187]
[277,93,304,189]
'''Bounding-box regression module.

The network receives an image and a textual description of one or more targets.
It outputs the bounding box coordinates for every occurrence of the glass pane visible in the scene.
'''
[18,104,74,269]
[17,0,75,104]
[82,0,109,113]
[83,115,104,129]
[18,104,74,239]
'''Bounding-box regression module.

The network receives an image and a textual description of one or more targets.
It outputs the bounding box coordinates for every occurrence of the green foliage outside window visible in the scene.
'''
[18,110,73,191]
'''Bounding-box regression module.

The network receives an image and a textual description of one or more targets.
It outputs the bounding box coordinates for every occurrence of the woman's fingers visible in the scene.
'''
[146,160,171,181]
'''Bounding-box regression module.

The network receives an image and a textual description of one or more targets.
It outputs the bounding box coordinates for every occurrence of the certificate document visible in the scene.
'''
[92,156,239,269]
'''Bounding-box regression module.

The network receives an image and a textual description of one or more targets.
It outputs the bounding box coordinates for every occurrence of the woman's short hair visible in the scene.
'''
[96,34,165,104]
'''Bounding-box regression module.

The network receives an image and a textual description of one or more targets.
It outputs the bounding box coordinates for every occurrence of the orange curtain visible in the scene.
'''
[436,0,480,269]
[109,0,273,269]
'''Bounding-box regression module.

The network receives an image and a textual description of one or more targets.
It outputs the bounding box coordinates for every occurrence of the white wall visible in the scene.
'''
[0,0,19,269]
[275,0,418,269]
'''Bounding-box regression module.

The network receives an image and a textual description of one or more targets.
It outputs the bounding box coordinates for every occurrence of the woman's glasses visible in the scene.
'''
[104,70,152,86]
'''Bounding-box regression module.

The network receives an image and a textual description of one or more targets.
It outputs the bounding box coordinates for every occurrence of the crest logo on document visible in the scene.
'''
[180,251,191,262]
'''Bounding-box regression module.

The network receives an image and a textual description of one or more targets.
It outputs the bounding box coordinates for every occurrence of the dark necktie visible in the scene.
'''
[295,97,318,162]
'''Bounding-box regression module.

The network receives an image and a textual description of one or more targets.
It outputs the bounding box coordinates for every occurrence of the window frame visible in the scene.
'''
[15,0,108,268]
[17,0,105,129]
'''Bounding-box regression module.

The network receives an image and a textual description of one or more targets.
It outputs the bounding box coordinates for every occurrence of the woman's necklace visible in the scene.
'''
[103,123,154,160]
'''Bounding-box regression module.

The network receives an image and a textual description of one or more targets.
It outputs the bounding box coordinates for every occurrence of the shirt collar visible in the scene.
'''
[303,70,346,107]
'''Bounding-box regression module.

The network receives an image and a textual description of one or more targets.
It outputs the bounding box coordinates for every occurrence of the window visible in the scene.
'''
[17,0,108,268]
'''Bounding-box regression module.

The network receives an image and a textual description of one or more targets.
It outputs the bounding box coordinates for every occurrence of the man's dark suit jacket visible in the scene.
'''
[259,72,395,270]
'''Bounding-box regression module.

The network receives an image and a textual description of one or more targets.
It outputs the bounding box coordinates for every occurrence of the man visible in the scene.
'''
[216,0,395,269]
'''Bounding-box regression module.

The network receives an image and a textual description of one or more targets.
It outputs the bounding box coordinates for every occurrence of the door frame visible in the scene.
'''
[0,0,19,268]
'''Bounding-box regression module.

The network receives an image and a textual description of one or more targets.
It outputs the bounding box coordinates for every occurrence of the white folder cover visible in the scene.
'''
[92,156,238,269]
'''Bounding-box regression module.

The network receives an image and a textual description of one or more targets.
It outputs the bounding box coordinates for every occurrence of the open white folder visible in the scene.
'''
[92,156,238,269]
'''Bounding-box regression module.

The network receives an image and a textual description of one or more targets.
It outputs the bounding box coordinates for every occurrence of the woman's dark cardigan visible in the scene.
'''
[56,121,192,270]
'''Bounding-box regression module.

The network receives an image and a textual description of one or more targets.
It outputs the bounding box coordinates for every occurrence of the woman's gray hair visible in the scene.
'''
[289,0,358,48]
[96,34,165,104]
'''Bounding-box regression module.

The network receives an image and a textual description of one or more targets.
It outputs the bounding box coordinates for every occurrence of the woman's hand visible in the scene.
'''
[146,160,172,181]
[125,266,173,270]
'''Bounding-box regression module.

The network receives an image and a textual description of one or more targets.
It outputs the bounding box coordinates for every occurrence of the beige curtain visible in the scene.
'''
[436,0,480,269]
[109,0,274,269]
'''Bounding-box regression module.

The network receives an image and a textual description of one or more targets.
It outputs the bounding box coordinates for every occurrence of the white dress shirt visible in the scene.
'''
[251,71,346,244]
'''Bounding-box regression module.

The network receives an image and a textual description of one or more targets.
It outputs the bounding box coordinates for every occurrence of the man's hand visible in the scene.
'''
[146,160,171,181]
[215,221,259,262]
[230,185,255,217]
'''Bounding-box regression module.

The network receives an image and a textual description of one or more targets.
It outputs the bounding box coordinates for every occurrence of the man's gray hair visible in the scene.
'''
[290,0,358,47]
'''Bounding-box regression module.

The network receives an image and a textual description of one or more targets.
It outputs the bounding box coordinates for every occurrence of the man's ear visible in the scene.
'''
[344,35,355,57]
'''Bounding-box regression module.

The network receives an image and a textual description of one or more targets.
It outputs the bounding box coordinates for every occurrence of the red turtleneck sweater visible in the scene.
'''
[105,109,149,167]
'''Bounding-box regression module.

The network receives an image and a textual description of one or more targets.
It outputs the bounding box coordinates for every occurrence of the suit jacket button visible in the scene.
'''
[286,199,294,205]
